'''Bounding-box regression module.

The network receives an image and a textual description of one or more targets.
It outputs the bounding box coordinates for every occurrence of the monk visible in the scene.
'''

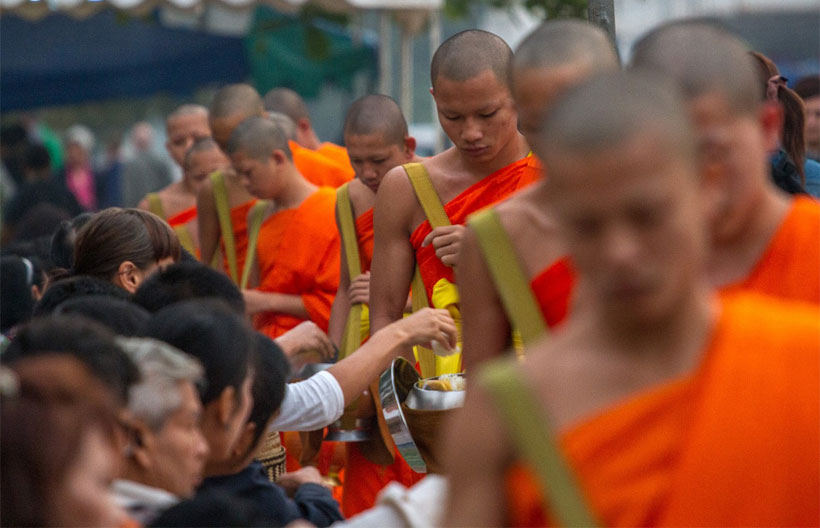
[138,107,214,256]
[325,94,423,517]
[630,21,820,305]
[226,115,340,339]
[369,30,538,377]
[444,72,819,527]
[264,87,355,185]
[457,20,620,370]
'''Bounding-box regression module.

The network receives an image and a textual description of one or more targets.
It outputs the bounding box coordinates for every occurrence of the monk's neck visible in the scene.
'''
[459,133,529,177]
[708,186,791,288]
[180,178,198,197]
[275,168,317,210]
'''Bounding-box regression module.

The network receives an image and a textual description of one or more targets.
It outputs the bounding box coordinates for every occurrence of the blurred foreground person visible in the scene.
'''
[1,357,125,527]
[122,122,172,208]
[445,73,819,527]
[631,21,820,305]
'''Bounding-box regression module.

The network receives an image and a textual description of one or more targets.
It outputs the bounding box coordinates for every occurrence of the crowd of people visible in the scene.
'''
[1,15,819,528]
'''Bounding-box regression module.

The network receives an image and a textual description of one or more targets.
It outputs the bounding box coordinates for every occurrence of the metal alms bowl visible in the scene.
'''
[379,357,427,473]
[405,375,466,411]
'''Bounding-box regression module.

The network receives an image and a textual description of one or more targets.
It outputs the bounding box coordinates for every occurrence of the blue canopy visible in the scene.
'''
[0,11,249,111]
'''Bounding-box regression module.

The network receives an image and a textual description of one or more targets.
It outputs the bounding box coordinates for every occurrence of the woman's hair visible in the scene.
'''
[73,208,180,281]
[750,51,806,185]
[1,356,118,527]
[50,212,93,270]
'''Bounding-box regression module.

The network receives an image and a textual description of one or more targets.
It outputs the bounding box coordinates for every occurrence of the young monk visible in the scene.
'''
[138,115,214,256]
[369,30,539,377]
[630,21,820,305]
[226,116,340,339]
[264,87,354,184]
[457,20,620,370]
[324,94,423,517]
[445,72,820,527]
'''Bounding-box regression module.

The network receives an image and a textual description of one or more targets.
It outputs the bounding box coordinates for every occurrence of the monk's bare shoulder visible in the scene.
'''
[347,178,376,217]
[376,164,420,233]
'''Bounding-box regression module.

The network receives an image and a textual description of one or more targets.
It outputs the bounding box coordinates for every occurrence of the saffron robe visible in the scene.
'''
[220,199,256,283]
[721,196,820,304]
[530,257,575,329]
[253,188,340,338]
[290,141,353,189]
[317,142,353,170]
[503,293,820,527]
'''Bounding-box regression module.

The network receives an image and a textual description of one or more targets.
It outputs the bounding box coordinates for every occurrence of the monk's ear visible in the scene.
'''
[759,101,783,153]
[297,118,311,134]
[115,261,142,294]
[429,86,435,97]
[272,149,288,166]
[403,136,417,158]
[216,386,237,426]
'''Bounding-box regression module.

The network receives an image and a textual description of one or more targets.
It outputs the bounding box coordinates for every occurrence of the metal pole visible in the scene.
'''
[400,20,414,122]
[379,10,393,96]
[587,0,616,45]
[428,8,443,154]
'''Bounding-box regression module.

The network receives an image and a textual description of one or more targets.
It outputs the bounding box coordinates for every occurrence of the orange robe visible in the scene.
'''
[220,199,256,281]
[290,140,354,189]
[166,205,197,228]
[530,256,575,329]
[254,188,340,338]
[721,196,820,304]
[341,207,424,517]
[317,142,352,170]
[409,156,538,303]
[504,293,820,527]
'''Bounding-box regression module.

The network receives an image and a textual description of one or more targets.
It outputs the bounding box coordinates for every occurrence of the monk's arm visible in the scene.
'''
[369,167,417,337]
[243,290,310,319]
[328,209,352,347]
[457,227,513,371]
[196,178,221,268]
[327,308,456,404]
[443,381,509,527]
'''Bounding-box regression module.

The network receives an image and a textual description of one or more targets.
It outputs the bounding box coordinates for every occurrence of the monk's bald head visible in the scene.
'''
[343,94,408,147]
[535,72,695,173]
[263,88,309,123]
[431,30,513,88]
[267,111,297,141]
[167,104,208,125]
[226,116,292,161]
[183,137,220,167]
[209,84,264,150]
[629,21,759,116]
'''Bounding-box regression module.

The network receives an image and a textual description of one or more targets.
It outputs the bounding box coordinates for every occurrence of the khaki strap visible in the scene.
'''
[468,208,548,348]
[404,162,451,378]
[147,193,196,257]
[336,183,364,361]
[480,359,599,527]
[240,200,270,290]
[146,192,164,218]
[211,171,239,283]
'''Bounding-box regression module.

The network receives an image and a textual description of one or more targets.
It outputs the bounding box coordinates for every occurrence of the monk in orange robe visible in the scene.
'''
[631,21,820,306]
[445,73,819,528]
[138,135,222,257]
[324,94,425,517]
[369,30,537,375]
[264,87,354,188]
[226,115,340,339]
[457,21,619,369]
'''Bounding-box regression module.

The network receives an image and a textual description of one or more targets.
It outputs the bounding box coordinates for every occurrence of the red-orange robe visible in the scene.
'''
[409,156,538,303]
[530,256,575,329]
[166,205,197,228]
[253,188,340,338]
[317,142,352,170]
[341,206,424,517]
[290,141,353,189]
[220,199,256,281]
[720,196,820,304]
[504,293,820,527]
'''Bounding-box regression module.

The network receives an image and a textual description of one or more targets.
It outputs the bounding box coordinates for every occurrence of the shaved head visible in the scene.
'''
[535,72,695,168]
[210,84,263,120]
[263,88,310,123]
[629,21,760,116]
[512,19,619,79]
[431,29,513,88]
[226,117,292,161]
[267,111,297,141]
[343,94,408,147]
[167,104,208,125]
[183,137,221,168]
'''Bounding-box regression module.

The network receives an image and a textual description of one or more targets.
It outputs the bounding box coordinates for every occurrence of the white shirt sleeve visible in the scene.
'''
[268,370,345,432]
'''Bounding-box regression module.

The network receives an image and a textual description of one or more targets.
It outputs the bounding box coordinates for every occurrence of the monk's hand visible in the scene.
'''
[422,225,467,267]
[348,271,371,305]
[394,307,458,350]
[275,321,336,364]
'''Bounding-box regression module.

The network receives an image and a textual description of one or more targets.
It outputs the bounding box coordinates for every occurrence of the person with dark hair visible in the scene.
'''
[50,212,93,269]
[630,21,820,306]
[1,315,139,407]
[1,143,82,244]
[72,207,181,294]
[794,75,820,197]
[0,256,38,335]
[1,356,125,527]
[13,202,71,243]
[54,295,150,337]
[33,274,132,317]
[133,261,245,314]
[197,333,343,527]
[143,300,255,477]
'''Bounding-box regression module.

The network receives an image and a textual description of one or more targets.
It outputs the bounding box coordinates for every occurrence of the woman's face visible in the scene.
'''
[49,427,125,527]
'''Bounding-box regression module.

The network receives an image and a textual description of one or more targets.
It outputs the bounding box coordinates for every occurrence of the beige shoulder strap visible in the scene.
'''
[240,200,270,290]
[146,193,165,219]
[211,170,239,283]
[336,183,365,360]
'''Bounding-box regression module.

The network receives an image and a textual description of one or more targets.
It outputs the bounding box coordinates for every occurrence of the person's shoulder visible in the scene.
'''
[721,291,819,347]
